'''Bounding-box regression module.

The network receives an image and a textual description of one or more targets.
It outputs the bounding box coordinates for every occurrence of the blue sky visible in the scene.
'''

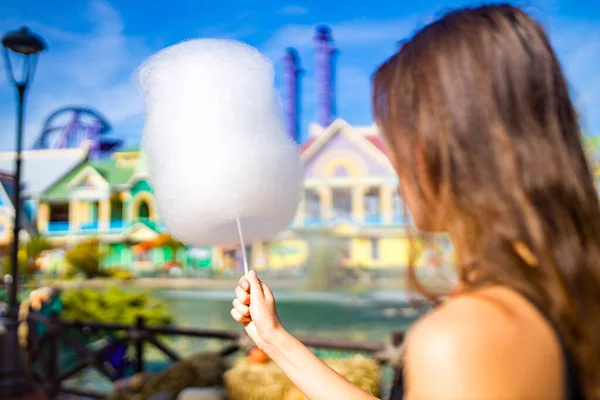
[0,0,598,149]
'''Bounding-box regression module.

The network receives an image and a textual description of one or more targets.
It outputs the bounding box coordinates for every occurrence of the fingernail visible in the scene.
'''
[249,270,256,278]
[242,282,249,290]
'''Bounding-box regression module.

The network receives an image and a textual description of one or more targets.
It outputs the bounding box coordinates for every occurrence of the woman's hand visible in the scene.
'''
[231,270,284,350]
[231,271,378,400]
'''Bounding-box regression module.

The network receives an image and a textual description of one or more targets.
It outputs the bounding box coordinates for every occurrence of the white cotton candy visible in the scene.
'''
[135,39,303,246]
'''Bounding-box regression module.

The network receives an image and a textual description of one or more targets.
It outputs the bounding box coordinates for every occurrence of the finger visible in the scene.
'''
[247,270,264,299]
[232,298,250,317]
[235,286,250,305]
[230,308,251,323]
[262,283,275,302]
[238,276,250,292]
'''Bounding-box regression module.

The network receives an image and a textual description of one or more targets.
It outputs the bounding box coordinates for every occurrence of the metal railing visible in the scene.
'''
[25,313,404,399]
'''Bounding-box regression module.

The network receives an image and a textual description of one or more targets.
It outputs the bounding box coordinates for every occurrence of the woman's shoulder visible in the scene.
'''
[410,286,534,340]
[403,286,563,399]
[405,287,529,374]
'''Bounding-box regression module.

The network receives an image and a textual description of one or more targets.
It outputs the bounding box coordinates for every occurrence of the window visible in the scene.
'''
[111,197,123,220]
[138,200,150,220]
[392,193,403,216]
[364,188,380,218]
[89,202,99,221]
[332,188,352,217]
[305,189,321,219]
[49,204,69,222]
[370,238,379,260]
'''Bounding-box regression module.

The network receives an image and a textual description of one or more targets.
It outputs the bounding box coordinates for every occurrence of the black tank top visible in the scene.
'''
[388,295,583,399]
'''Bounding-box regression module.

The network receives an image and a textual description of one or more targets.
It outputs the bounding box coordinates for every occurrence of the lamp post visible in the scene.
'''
[0,26,45,398]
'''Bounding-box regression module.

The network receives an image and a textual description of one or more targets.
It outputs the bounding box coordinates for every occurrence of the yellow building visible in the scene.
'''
[259,118,430,270]
[32,120,436,272]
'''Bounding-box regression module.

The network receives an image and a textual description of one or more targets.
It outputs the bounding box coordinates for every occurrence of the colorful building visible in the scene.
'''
[28,117,427,272]
[34,150,212,272]
[282,119,413,269]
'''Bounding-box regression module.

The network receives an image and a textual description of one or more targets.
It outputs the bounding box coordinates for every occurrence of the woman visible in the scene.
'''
[231,4,600,399]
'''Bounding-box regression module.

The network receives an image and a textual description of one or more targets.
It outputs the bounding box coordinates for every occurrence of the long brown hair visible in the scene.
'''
[372,4,600,397]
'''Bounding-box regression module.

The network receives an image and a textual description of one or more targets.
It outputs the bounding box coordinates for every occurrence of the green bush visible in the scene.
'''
[107,267,136,280]
[65,238,109,278]
[25,236,53,262]
[60,286,172,327]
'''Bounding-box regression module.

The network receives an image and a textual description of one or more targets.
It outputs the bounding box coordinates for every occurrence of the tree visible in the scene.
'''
[25,236,53,272]
[65,238,109,278]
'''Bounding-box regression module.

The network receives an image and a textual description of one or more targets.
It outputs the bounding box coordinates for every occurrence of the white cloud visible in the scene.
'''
[0,0,149,150]
[280,5,309,16]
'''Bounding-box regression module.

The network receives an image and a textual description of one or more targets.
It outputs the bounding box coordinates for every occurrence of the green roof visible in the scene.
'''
[41,158,137,201]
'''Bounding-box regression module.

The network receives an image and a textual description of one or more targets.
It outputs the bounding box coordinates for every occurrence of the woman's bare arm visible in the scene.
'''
[264,328,378,400]
[231,270,378,400]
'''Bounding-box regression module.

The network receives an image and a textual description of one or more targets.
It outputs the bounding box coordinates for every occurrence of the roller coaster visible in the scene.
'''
[32,106,123,159]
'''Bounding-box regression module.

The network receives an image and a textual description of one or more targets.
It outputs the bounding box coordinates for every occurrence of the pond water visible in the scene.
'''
[65,288,430,398]
[154,288,427,343]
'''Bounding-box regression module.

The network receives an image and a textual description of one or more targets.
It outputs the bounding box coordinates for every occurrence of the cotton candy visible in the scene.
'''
[135,39,303,246]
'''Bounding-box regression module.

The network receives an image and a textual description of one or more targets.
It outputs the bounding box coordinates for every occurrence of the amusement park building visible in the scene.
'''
[28,118,424,272]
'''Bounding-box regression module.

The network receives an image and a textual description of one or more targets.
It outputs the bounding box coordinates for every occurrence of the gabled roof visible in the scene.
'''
[126,220,160,243]
[0,147,89,198]
[301,135,387,154]
[0,172,38,236]
[299,118,392,167]
[41,157,136,201]
[0,172,14,208]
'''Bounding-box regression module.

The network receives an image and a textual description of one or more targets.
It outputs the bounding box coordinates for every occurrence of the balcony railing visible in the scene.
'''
[109,220,125,231]
[46,220,128,234]
[364,215,382,225]
[47,221,70,234]
[303,217,322,226]
[80,221,99,232]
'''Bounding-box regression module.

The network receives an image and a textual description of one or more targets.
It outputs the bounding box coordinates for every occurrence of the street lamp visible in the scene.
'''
[0,26,45,398]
